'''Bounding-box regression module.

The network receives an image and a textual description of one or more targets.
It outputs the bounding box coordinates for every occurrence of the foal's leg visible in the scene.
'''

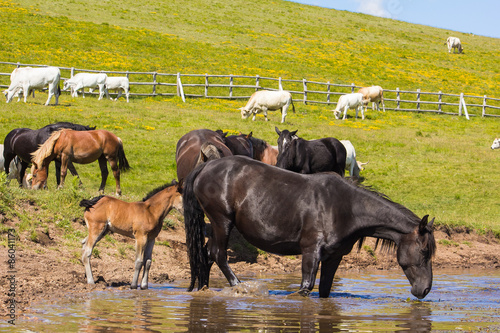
[97,155,109,194]
[82,220,108,284]
[131,235,147,289]
[140,239,156,289]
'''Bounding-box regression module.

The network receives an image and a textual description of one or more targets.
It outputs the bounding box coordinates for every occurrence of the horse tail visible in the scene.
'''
[79,195,106,211]
[183,162,210,292]
[117,138,131,172]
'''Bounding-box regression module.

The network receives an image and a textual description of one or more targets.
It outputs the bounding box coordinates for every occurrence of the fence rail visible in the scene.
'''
[1,61,499,119]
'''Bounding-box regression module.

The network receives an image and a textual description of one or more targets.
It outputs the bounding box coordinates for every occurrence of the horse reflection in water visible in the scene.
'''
[183,156,436,299]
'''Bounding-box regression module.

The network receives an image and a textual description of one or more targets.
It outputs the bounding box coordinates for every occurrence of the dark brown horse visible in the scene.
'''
[275,127,346,177]
[2,122,95,186]
[183,156,436,299]
[31,129,130,195]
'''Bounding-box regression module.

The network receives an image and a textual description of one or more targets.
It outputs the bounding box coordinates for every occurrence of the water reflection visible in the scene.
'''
[15,270,500,332]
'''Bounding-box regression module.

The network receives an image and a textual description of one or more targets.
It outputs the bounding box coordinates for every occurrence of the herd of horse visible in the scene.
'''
[2,121,436,300]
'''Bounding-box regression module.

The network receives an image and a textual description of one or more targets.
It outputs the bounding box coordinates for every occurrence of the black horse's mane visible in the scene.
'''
[142,180,178,201]
[44,122,96,131]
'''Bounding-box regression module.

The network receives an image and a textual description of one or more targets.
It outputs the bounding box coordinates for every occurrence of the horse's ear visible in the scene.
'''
[291,130,298,137]
[275,127,281,135]
[419,215,434,234]
[246,132,253,138]
[176,179,183,193]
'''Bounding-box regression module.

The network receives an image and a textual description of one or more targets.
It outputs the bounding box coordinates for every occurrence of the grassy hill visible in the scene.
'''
[0,0,499,246]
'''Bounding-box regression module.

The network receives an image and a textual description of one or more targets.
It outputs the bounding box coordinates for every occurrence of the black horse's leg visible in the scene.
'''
[18,161,28,187]
[97,155,109,193]
[207,219,240,287]
[297,246,321,296]
[318,256,343,298]
[67,161,82,185]
[55,160,62,186]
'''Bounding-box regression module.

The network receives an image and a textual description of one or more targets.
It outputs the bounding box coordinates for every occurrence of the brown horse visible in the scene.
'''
[31,129,130,195]
[79,180,183,289]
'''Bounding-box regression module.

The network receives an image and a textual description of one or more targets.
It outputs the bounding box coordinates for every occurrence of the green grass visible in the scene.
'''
[0,0,499,241]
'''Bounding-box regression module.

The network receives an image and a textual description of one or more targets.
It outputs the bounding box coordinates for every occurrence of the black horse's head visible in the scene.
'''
[397,215,436,299]
[275,127,298,154]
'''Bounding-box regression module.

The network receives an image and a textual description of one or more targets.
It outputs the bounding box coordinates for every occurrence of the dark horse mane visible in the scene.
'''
[43,122,96,132]
[350,179,435,257]
[142,180,178,202]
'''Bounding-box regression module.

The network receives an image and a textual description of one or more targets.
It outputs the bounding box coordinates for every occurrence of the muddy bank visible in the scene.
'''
[1,213,499,319]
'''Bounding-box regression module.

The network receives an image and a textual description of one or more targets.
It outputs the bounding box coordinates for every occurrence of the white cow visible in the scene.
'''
[9,67,35,102]
[491,138,500,150]
[340,140,368,178]
[446,37,464,54]
[105,76,130,102]
[358,85,385,112]
[240,90,295,123]
[3,66,60,105]
[63,73,108,100]
[333,93,365,120]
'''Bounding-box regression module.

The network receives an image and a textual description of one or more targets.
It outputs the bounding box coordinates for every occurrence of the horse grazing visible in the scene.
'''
[183,156,436,299]
[2,122,95,187]
[275,127,346,177]
[80,180,183,289]
[31,129,130,195]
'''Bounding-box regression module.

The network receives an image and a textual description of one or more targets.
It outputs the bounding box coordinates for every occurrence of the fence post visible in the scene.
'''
[396,88,400,109]
[70,67,75,77]
[459,93,469,120]
[255,75,260,91]
[229,74,233,98]
[303,78,307,105]
[126,71,129,78]
[327,81,331,104]
[279,77,283,91]
[177,73,185,102]
[351,83,355,93]
[204,74,208,98]
[152,72,157,96]
[438,91,442,112]
[16,62,20,68]
[482,95,487,117]
[416,88,421,110]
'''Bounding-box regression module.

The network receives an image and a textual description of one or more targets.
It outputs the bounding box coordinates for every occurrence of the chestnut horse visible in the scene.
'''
[183,156,436,299]
[79,180,183,289]
[31,129,130,195]
[2,122,95,186]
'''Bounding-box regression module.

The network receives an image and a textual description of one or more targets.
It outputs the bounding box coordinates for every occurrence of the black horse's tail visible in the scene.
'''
[117,138,131,171]
[183,163,210,292]
[79,195,105,211]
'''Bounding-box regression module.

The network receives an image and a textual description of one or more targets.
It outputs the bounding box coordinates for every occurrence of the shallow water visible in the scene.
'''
[6,269,500,332]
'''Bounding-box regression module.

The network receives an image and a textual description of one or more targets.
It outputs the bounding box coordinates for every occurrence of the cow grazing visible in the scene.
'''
[104,76,130,102]
[340,140,368,178]
[333,93,365,120]
[491,138,500,150]
[63,73,108,100]
[445,37,464,54]
[9,67,36,102]
[3,67,60,105]
[240,90,295,123]
[358,85,385,112]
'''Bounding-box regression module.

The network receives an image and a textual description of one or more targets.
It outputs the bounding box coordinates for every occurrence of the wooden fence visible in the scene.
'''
[1,61,499,119]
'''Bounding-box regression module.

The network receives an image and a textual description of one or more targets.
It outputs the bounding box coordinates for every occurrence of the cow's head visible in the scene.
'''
[240,107,252,119]
[62,79,73,91]
[4,88,18,103]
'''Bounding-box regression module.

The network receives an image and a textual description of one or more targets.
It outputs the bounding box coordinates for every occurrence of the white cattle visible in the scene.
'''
[3,66,60,105]
[9,67,35,102]
[446,37,464,54]
[491,138,500,150]
[358,85,385,112]
[240,90,295,123]
[105,76,130,102]
[63,73,108,100]
[333,93,365,120]
[340,140,368,178]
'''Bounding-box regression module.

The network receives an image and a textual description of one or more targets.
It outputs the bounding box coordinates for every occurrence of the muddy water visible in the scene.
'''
[10,269,500,332]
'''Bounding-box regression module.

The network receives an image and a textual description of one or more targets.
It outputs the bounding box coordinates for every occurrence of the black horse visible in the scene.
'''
[3,122,95,186]
[183,156,436,299]
[275,127,346,177]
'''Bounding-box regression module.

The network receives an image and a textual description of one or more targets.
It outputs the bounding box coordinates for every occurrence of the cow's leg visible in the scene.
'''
[125,89,129,103]
[45,84,54,106]
[342,106,348,120]
[262,107,269,121]
[98,85,105,100]
[115,89,123,101]
[22,84,29,103]
[281,105,288,123]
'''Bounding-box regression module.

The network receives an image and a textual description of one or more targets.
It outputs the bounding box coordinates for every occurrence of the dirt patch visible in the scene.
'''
[1,213,499,319]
